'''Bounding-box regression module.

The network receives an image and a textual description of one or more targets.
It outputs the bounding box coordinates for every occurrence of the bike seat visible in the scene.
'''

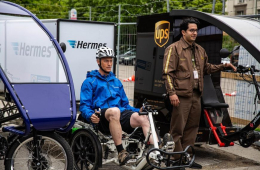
[203,102,229,109]
[202,75,229,109]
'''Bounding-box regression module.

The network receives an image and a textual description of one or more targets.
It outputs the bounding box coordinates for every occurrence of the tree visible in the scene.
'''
[8,0,225,21]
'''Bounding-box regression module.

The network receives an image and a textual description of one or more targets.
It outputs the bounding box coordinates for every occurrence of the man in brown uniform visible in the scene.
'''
[162,18,236,169]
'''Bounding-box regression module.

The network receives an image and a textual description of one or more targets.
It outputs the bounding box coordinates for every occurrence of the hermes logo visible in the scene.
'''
[154,21,170,47]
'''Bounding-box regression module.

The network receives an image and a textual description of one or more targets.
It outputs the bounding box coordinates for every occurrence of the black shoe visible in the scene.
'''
[171,160,185,170]
[191,162,202,169]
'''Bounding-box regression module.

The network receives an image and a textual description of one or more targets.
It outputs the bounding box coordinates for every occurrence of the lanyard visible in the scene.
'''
[191,47,197,70]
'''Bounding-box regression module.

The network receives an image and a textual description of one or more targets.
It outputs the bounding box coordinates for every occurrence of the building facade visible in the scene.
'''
[225,0,260,16]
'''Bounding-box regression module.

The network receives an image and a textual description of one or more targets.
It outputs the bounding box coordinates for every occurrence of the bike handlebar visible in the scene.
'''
[139,100,158,116]
[237,65,260,73]
[139,112,148,115]
[139,111,158,116]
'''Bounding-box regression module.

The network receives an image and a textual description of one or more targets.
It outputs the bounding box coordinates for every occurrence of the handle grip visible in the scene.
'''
[139,112,148,115]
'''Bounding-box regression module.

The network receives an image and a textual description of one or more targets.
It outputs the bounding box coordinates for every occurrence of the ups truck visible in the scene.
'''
[134,10,260,145]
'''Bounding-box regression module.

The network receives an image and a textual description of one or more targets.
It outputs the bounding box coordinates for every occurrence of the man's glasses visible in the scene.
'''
[187,29,198,33]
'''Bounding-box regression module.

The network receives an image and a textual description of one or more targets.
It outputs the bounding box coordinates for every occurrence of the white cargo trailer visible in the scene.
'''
[42,19,116,101]
[1,19,66,92]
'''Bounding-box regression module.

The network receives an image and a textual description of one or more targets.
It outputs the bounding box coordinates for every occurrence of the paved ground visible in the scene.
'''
[188,144,260,170]
[100,143,260,170]
[1,142,259,170]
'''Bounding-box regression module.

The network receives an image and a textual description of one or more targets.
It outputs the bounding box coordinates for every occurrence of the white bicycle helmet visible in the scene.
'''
[96,47,115,59]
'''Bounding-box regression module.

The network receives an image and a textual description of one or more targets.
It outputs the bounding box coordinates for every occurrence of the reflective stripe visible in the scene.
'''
[164,47,172,74]
[167,75,173,90]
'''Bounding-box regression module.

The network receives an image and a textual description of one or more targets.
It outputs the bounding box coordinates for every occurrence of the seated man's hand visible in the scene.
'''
[91,112,100,124]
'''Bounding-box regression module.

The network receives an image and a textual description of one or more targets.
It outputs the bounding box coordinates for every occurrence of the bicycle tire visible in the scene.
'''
[5,132,74,170]
[71,130,100,170]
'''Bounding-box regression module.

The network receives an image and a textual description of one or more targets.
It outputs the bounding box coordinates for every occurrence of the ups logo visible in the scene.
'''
[154,21,170,47]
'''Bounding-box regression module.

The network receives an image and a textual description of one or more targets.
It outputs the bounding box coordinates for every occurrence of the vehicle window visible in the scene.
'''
[0,14,67,83]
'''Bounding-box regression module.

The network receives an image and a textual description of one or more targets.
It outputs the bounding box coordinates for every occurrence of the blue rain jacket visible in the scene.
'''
[80,70,139,122]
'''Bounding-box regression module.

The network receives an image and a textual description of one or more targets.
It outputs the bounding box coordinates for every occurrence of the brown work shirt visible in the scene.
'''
[162,37,224,97]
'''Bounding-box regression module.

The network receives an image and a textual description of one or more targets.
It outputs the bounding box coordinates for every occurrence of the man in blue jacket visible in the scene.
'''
[80,47,154,166]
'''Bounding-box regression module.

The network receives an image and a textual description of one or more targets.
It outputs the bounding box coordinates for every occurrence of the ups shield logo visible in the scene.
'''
[154,21,170,47]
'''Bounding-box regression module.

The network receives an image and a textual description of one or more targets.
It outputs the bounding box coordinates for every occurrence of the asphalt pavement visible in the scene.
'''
[99,143,260,170]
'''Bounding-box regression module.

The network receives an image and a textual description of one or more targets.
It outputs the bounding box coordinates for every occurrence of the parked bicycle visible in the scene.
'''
[0,1,76,170]
[201,48,260,148]
[226,64,260,147]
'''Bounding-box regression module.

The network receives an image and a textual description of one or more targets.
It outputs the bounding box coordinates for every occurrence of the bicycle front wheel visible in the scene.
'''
[5,132,73,170]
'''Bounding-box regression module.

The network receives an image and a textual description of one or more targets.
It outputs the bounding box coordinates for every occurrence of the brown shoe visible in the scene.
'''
[162,133,174,146]
[160,133,175,152]
[118,150,134,165]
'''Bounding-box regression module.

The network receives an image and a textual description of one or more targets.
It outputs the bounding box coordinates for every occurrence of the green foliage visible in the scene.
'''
[9,0,69,19]
[222,34,240,52]
[7,0,226,22]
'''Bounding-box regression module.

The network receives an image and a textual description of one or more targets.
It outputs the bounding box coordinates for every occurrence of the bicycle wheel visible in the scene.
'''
[5,132,73,170]
[71,130,100,170]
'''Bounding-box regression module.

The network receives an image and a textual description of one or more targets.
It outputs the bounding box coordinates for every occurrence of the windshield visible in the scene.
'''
[0,14,67,83]
[209,14,260,54]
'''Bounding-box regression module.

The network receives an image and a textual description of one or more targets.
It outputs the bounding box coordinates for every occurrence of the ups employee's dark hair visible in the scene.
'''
[180,17,200,34]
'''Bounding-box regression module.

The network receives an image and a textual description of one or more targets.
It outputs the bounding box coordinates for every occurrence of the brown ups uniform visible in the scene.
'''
[162,37,224,153]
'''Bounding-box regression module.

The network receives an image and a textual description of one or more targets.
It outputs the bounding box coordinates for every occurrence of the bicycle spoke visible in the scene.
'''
[74,151,80,155]
[85,157,94,165]
[76,156,81,164]
[81,160,84,170]
[80,136,84,148]
[75,142,81,150]
[86,152,95,156]
[54,151,64,159]
[83,160,90,169]
[46,144,58,155]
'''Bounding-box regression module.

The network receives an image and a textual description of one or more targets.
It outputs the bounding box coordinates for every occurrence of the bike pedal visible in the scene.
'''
[163,141,175,152]
[150,158,159,164]
[126,159,137,165]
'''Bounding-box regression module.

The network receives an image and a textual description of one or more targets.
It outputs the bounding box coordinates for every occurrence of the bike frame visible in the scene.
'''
[222,65,260,142]
[123,110,159,170]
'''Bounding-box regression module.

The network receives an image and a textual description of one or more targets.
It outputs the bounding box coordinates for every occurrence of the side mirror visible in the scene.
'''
[60,42,66,53]
[220,48,231,58]
[233,45,240,51]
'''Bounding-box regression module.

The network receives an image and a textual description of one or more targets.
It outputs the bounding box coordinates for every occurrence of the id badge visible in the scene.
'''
[193,70,198,79]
